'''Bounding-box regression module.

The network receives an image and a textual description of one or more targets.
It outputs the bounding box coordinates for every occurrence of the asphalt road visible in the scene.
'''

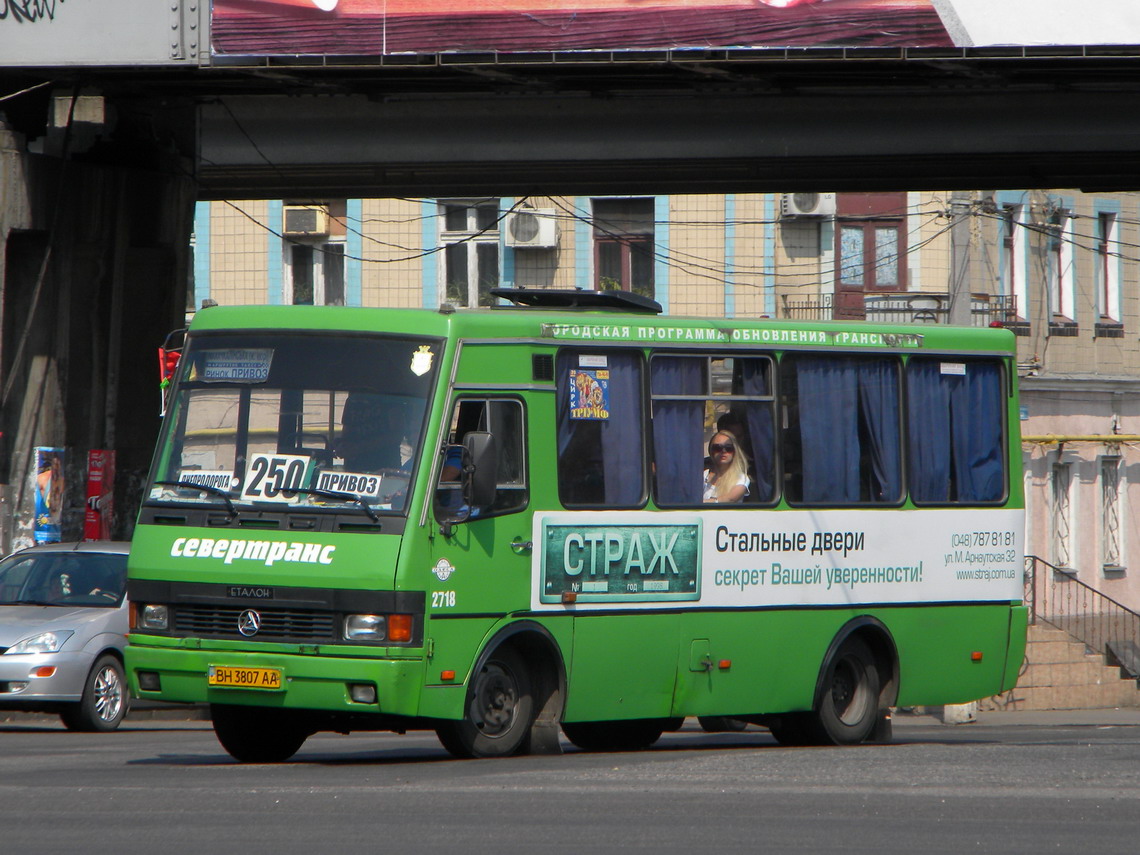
[2,710,1139,855]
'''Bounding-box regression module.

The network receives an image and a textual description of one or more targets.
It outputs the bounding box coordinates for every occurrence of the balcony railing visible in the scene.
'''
[779,293,1019,327]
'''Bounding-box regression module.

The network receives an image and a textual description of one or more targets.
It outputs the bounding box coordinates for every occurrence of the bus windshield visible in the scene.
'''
[145,331,441,516]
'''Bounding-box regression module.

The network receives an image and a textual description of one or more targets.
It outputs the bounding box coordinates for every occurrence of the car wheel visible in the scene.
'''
[61,655,129,732]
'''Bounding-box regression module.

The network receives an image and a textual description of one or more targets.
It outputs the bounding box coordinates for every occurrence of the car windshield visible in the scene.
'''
[145,331,441,516]
[0,552,128,607]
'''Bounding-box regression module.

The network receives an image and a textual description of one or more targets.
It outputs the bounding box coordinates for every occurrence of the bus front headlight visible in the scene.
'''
[138,605,169,630]
[344,614,386,641]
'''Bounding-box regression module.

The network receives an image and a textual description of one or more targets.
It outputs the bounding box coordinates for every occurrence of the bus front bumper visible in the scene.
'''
[125,638,425,717]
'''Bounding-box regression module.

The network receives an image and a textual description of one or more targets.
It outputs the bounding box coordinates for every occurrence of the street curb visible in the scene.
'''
[1,703,209,725]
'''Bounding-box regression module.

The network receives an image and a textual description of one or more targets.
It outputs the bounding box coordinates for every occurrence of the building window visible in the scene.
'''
[284,200,346,306]
[1052,462,1072,570]
[1097,212,1121,322]
[1046,208,1075,322]
[287,243,345,306]
[1001,204,1029,321]
[440,199,500,307]
[834,193,907,319]
[1102,456,1123,571]
[592,198,655,298]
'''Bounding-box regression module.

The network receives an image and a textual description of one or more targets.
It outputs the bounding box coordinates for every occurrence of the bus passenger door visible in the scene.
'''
[423,398,533,691]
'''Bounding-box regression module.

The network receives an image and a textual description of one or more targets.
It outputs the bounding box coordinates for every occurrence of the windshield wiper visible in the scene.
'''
[285,487,380,523]
[155,480,238,518]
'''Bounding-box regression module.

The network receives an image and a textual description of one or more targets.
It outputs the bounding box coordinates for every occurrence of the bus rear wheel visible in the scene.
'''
[211,705,311,763]
[562,719,665,752]
[764,712,819,746]
[698,716,749,733]
[436,646,534,759]
[815,636,881,745]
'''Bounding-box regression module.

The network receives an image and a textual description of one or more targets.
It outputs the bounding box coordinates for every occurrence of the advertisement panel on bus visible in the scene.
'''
[533,508,1023,609]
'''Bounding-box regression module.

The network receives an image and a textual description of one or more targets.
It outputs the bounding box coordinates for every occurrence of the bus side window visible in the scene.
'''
[556,351,645,507]
[907,359,1005,504]
[434,398,528,521]
[781,354,903,506]
[650,354,776,506]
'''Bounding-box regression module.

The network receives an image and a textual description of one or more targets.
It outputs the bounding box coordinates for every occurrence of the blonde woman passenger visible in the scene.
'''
[703,430,750,504]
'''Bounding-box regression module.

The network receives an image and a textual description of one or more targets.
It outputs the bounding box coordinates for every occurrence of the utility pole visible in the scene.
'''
[948,190,973,326]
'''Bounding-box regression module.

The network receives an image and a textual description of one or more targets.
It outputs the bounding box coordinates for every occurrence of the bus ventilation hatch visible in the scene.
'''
[532,354,555,382]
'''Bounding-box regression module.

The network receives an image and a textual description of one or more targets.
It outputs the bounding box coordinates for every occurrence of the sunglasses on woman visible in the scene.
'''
[709,442,734,453]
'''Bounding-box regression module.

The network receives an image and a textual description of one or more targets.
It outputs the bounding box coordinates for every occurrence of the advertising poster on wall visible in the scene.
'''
[210,0,1140,57]
[84,450,116,542]
[211,0,954,56]
[33,447,65,544]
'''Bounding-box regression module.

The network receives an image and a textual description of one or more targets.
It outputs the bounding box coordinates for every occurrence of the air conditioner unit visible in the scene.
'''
[781,192,836,218]
[504,209,559,248]
[283,205,329,236]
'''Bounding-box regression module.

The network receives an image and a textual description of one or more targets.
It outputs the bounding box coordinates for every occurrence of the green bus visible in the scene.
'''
[125,289,1026,761]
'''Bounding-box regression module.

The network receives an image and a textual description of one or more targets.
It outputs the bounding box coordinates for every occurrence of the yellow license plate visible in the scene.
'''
[207,666,283,690]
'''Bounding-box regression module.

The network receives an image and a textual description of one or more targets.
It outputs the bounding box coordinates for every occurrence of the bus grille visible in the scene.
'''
[173,605,337,642]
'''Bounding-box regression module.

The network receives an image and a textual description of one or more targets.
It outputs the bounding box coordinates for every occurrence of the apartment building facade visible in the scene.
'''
[190,189,1140,613]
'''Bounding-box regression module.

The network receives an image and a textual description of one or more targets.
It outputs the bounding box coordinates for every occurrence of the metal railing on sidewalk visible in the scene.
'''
[1025,555,1140,681]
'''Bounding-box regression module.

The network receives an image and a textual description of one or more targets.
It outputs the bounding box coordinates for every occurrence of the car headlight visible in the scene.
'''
[5,630,74,655]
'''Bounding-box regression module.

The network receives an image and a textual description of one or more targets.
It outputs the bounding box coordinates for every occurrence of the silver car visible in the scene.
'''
[0,541,130,731]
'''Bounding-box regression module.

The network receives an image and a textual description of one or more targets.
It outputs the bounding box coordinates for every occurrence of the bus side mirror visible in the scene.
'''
[463,431,497,510]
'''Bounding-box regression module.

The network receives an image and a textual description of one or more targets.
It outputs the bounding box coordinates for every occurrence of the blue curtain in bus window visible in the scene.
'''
[907,360,953,501]
[740,360,775,502]
[798,357,860,503]
[651,357,704,505]
[557,352,644,506]
[908,360,1004,503]
[953,362,1004,501]
[857,359,902,502]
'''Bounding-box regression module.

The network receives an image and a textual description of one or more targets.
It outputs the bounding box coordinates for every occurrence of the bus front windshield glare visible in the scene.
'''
[146,333,440,515]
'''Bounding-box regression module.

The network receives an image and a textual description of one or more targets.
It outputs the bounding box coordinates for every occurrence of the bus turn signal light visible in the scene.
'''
[388,614,413,643]
[971,651,984,662]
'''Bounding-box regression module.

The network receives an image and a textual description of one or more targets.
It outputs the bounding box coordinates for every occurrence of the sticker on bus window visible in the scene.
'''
[199,349,274,383]
[410,345,435,377]
[176,470,236,491]
[314,470,383,499]
[569,369,610,420]
[940,362,967,375]
[242,453,311,502]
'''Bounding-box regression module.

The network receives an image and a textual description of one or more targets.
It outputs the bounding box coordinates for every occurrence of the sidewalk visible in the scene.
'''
[893,706,1140,728]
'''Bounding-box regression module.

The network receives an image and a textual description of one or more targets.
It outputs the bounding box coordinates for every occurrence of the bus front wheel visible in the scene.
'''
[815,636,881,745]
[211,704,311,763]
[436,646,535,759]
